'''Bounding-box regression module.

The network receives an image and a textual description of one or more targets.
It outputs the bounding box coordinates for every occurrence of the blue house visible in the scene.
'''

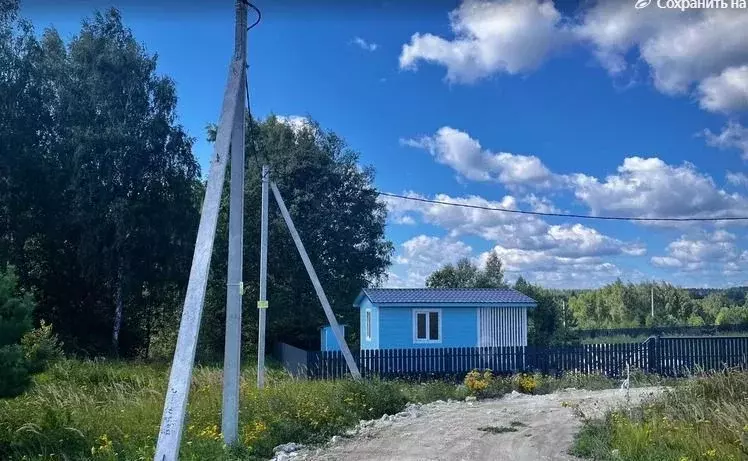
[320,324,345,352]
[353,288,536,350]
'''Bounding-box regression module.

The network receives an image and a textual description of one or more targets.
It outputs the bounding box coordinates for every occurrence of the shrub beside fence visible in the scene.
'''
[287,336,748,380]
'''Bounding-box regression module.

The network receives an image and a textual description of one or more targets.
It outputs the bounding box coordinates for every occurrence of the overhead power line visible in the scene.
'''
[242,1,265,170]
[376,191,748,222]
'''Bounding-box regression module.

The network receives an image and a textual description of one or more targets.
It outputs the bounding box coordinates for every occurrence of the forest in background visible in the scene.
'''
[425,258,748,346]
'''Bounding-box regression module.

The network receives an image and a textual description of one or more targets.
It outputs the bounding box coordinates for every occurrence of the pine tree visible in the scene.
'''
[0,266,34,397]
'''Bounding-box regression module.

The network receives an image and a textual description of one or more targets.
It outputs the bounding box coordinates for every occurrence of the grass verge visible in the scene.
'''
[572,369,748,461]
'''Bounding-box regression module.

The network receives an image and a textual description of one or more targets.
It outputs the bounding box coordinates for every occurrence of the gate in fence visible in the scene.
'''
[290,335,748,380]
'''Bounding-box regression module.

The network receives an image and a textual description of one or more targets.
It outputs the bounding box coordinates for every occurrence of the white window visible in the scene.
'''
[413,309,441,343]
[365,309,372,341]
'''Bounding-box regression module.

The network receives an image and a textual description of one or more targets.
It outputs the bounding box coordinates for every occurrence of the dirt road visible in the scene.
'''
[289,387,662,461]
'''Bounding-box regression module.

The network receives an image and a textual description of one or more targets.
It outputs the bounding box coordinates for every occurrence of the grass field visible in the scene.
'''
[573,369,748,461]
[0,360,469,460]
[0,358,725,461]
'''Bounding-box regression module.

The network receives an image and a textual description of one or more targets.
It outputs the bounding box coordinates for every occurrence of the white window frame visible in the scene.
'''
[365,309,372,341]
[413,309,442,344]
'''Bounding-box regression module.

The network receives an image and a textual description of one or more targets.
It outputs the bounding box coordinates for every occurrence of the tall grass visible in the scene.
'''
[573,369,748,461]
[0,360,464,460]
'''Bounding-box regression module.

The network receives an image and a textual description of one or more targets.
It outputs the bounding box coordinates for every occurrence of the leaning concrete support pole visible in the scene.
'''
[153,58,244,461]
[270,182,362,380]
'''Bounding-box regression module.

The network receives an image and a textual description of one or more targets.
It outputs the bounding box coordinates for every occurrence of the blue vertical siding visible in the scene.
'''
[378,307,477,349]
[358,297,379,350]
[320,325,345,351]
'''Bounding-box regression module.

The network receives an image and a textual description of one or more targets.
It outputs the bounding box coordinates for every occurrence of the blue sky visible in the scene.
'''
[22,0,748,288]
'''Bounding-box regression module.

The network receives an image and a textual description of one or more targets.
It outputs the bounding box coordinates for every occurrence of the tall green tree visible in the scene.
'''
[1,6,200,356]
[426,252,507,289]
[198,116,393,356]
[514,276,566,346]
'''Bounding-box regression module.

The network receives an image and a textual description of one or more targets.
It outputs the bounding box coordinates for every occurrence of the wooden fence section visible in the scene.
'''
[304,336,748,380]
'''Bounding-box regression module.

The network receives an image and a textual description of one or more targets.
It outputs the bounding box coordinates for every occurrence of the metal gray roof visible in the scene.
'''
[357,288,536,306]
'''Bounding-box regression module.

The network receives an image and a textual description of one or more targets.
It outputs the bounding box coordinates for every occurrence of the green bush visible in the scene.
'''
[21,320,63,374]
[0,345,30,398]
[0,266,35,398]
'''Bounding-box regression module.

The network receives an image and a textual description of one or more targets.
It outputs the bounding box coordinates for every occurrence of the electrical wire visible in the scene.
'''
[376,191,748,222]
[240,0,266,173]
[234,2,746,224]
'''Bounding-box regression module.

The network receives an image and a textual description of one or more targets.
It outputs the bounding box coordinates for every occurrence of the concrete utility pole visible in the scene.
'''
[257,166,269,388]
[651,284,655,319]
[154,62,243,461]
[153,3,246,459]
[270,182,362,380]
[221,0,248,445]
[562,300,566,328]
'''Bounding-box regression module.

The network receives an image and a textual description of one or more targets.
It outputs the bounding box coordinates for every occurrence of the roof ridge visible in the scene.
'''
[366,287,519,291]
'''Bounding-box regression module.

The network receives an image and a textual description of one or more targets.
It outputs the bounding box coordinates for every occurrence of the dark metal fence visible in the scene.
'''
[576,324,748,339]
[298,336,748,380]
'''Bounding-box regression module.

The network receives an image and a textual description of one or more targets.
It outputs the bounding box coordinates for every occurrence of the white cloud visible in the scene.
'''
[405,127,748,221]
[386,232,629,289]
[351,37,378,52]
[625,9,748,95]
[401,126,556,189]
[383,191,644,258]
[650,256,683,268]
[521,194,561,213]
[478,245,623,288]
[703,121,748,160]
[400,1,748,111]
[387,235,472,286]
[727,171,748,187]
[650,230,745,273]
[399,0,570,83]
[275,115,313,135]
[698,65,748,113]
[570,157,748,220]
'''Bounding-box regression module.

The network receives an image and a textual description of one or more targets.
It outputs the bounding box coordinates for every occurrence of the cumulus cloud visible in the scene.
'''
[698,65,748,113]
[383,191,644,258]
[651,230,746,273]
[570,157,748,220]
[727,171,748,187]
[275,115,313,135]
[399,0,571,83]
[351,37,378,52]
[404,127,748,220]
[385,232,629,289]
[521,194,562,213]
[386,235,473,286]
[703,121,748,160]
[400,0,748,112]
[401,127,557,189]
[478,245,623,288]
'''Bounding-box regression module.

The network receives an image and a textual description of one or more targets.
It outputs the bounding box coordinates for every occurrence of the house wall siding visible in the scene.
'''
[359,297,379,350]
[378,307,477,349]
[321,325,345,351]
[477,307,528,347]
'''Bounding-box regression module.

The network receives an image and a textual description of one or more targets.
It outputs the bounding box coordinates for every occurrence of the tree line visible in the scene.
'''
[426,258,748,346]
[0,1,392,359]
